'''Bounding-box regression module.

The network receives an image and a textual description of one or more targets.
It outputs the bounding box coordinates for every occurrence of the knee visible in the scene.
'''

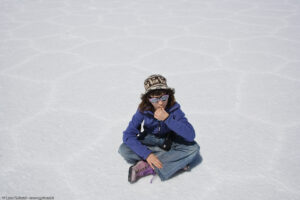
[192,143,200,153]
[118,143,131,157]
[185,142,200,155]
[118,143,139,164]
[173,142,200,156]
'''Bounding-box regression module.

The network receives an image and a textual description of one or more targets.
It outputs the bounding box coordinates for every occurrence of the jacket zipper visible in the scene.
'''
[158,121,161,132]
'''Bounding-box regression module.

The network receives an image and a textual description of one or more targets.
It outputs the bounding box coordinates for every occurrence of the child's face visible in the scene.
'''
[149,93,169,110]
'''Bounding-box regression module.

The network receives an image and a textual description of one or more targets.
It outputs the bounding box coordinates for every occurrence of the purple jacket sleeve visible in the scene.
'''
[122,109,152,160]
[164,108,195,142]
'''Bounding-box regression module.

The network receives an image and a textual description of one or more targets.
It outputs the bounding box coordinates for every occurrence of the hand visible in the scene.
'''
[146,153,163,169]
[154,107,169,121]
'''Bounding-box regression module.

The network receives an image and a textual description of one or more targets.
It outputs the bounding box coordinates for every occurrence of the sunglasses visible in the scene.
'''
[149,94,169,103]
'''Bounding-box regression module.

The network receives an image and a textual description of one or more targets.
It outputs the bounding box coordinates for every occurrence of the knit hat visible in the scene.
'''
[144,74,173,94]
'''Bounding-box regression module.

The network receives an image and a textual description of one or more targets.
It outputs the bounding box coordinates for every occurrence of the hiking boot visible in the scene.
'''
[128,160,155,183]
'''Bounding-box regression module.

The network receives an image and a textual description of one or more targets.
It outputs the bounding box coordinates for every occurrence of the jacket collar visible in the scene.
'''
[143,102,180,115]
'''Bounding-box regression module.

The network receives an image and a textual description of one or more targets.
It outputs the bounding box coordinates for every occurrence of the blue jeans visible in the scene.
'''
[118,133,200,181]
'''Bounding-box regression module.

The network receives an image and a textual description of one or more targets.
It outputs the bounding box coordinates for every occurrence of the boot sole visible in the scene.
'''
[128,165,134,183]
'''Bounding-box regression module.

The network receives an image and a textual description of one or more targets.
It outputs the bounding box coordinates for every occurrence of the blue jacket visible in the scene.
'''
[123,102,196,160]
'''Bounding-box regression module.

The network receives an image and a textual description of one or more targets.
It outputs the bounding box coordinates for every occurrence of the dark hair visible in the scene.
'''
[138,89,176,112]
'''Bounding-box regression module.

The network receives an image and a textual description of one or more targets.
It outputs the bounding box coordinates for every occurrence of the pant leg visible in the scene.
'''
[154,141,200,181]
[118,133,166,164]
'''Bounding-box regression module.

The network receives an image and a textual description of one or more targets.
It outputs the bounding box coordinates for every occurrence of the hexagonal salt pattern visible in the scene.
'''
[1,0,299,200]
